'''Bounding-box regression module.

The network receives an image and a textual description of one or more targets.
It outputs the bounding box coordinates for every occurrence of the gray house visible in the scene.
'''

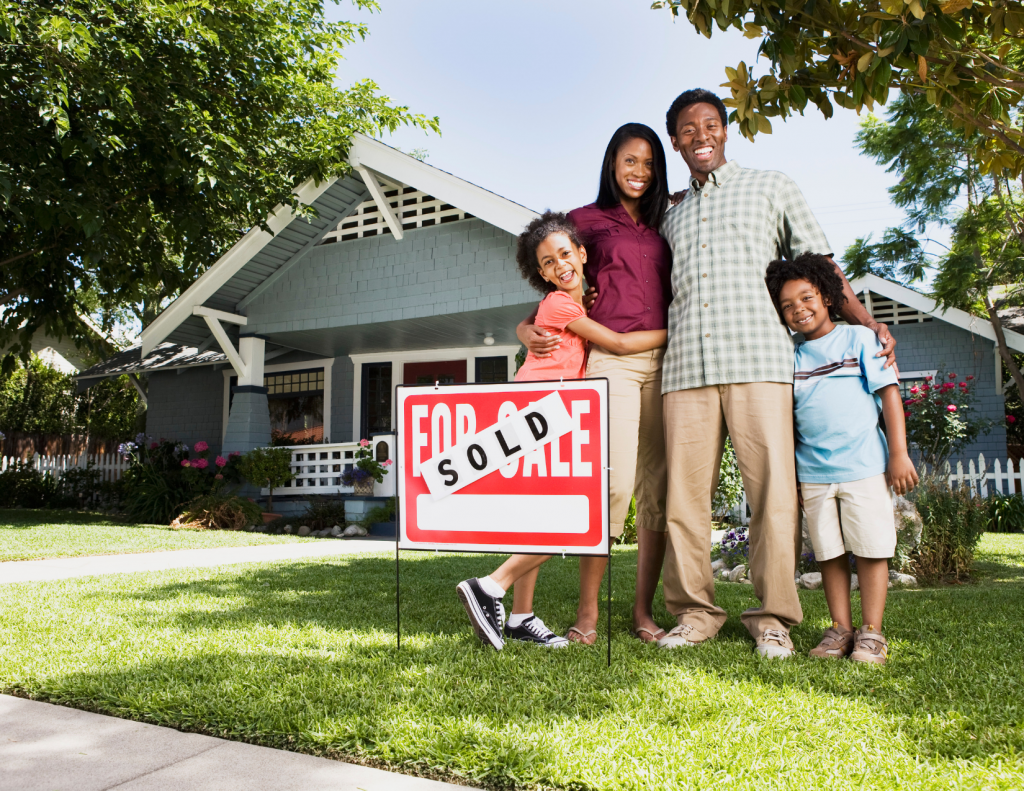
[77,141,1024,499]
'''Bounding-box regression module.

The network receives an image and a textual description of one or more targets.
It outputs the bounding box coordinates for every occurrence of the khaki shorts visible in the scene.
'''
[800,474,895,561]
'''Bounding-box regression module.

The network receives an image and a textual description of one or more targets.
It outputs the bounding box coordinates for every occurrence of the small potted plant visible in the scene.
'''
[341,439,392,496]
[238,447,295,522]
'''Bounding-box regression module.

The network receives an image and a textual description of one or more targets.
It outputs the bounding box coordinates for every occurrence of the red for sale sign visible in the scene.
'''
[396,379,609,555]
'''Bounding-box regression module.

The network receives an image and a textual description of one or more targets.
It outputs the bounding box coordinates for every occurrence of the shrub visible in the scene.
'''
[0,459,64,508]
[913,482,990,581]
[340,438,392,486]
[302,497,348,531]
[986,493,1024,533]
[616,497,638,545]
[362,497,396,527]
[120,437,242,524]
[904,368,993,472]
[238,446,294,513]
[713,437,744,520]
[173,494,263,531]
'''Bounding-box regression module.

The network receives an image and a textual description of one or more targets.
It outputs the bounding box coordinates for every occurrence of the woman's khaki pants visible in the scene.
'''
[662,382,803,640]
[586,347,668,539]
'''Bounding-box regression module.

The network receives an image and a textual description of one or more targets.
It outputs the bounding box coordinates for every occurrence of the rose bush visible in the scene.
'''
[903,369,993,474]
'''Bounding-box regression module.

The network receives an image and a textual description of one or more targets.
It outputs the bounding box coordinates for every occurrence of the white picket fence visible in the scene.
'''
[920,453,1024,497]
[0,453,129,482]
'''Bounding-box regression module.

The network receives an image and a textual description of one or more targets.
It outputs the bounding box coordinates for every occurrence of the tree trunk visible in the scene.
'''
[984,294,1024,397]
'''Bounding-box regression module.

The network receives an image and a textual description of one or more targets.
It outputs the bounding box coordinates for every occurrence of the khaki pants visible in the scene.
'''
[587,346,668,538]
[662,382,802,639]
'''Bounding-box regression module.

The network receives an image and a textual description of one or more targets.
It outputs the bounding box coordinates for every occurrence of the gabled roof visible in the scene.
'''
[140,135,537,357]
[77,342,227,382]
[849,274,1024,353]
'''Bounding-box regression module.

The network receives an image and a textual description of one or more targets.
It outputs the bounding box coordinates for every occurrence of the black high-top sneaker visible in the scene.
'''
[504,615,569,648]
[456,578,505,650]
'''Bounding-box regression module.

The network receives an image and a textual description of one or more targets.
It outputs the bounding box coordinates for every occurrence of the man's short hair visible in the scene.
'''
[665,89,729,138]
[764,253,848,323]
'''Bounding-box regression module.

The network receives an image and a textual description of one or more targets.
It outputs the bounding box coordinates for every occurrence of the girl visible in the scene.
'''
[519,123,673,644]
[457,211,666,650]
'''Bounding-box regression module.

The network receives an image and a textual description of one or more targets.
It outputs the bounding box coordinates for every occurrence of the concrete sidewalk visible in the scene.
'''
[0,539,394,585]
[0,695,467,791]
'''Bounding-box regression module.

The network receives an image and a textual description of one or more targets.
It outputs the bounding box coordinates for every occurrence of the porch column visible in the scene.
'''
[222,336,271,454]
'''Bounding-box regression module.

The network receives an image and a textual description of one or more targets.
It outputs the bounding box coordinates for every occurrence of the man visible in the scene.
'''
[657,88,896,658]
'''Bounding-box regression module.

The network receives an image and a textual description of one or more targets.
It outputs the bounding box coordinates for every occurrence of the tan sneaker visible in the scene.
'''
[755,628,794,659]
[657,622,710,649]
[850,626,888,665]
[809,622,855,659]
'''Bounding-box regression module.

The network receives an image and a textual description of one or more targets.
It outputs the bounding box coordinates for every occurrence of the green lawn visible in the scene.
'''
[2,535,1023,790]
[0,509,308,561]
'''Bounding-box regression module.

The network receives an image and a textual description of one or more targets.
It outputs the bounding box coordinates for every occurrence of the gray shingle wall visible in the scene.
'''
[146,367,225,455]
[247,218,533,334]
[890,321,1008,462]
[330,356,354,443]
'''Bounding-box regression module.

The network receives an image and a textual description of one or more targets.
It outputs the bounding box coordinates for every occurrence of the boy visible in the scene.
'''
[765,253,918,665]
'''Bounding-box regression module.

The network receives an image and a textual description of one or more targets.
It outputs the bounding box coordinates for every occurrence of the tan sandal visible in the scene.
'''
[630,626,667,644]
[566,626,597,645]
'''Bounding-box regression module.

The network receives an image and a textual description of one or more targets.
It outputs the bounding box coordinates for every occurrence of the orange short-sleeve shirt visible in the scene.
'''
[515,291,588,382]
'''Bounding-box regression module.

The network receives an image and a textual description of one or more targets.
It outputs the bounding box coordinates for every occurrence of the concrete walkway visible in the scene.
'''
[0,695,466,791]
[0,539,394,585]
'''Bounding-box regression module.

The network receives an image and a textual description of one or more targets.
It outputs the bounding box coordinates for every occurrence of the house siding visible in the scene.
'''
[146,367,225,455]
[246,218,533,335]
[889,321,1008,463]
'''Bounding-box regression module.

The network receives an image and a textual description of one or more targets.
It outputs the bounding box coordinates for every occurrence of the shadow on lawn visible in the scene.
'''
[67,548,1024,764]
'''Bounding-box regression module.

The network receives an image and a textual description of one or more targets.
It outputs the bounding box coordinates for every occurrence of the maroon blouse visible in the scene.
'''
[566,202,672,333]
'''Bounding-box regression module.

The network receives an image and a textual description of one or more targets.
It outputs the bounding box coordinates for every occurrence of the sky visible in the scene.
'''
[329,0,945,264]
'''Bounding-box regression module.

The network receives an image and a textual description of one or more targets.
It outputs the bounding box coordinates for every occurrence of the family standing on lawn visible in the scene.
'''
[456,88,919,665]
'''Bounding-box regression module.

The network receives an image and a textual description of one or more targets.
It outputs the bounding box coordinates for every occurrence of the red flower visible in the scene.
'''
[922,384,931,391]
[214,474,224,480]
[948,372,957,379]
[1008,415,1018,424]
[924,376,933,381]
[181,459,191,467]
[194,440,209,453]
[193,458,209,469]
[966,375,974,381]
[904,410,911,418]
[947,404,958,412]
[150,442,159,450]
[359,439,370,447]
[910,386,919,394]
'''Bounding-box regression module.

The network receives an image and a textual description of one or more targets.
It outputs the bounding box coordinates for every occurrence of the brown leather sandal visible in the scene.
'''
[566,626,597,645]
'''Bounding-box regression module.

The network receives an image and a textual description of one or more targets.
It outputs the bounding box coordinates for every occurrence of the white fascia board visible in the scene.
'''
[348,135,538,236]
[850,274,1024,353]
[140,175,337,357]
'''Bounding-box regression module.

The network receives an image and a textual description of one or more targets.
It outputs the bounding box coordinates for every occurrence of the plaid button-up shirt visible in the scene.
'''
[661,161,832,394]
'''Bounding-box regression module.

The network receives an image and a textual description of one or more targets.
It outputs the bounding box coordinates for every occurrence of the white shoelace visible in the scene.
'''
[495,600,506,631]
[761,628,790,646]
[522,616,555,640]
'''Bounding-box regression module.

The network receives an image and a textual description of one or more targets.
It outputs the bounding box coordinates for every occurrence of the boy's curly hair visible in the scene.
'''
[764,252,847,323]
[516,211,584,294]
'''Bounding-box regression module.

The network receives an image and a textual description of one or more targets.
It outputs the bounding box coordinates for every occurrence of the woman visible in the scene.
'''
[517,122,673,644]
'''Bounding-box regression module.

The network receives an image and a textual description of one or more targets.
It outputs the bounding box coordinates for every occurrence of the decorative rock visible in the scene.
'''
[850,573,859,592]
[343,524,360,537]
[740,578,753,585]
[711,559,726,573]
[330,525,343,537]
[892,573,918,587]
[297,525,311,537]
[282,524,293,534]
[728,564,747,582]
[799,572,823,590]
[887,580,893,589]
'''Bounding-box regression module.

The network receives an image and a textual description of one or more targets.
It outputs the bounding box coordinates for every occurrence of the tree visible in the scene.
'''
[1,0,438,371]
[847,93,1024,397]
[652,0,1024,173]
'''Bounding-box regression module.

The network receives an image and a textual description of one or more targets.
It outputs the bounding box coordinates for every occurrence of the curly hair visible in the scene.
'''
[764,252,847,324]
[515,211,584,294]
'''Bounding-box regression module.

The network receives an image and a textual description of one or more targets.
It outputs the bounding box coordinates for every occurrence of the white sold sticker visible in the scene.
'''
[420,392,574,500]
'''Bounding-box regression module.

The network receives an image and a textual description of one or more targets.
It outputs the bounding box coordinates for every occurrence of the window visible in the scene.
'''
[475,356,509,383]
[230,368,325,445]
[361,363,392,438]
[898,370,937,399]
